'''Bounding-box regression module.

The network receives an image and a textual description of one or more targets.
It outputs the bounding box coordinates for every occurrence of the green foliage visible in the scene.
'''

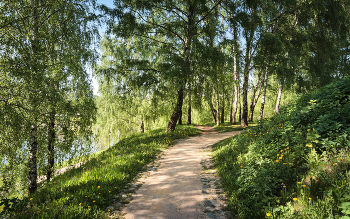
[0,0,99,196]
[1,125,201,218]
[213,77,350,218]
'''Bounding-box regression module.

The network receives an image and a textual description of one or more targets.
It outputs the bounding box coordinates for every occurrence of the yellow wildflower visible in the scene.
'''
[293,198,298,201]
[97,186,100,189]
[266,213,271,216]
[302,185,306,187]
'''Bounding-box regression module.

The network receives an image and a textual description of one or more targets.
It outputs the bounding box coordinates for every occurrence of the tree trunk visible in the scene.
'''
[241,74,248,127]
[187,83,191,124]
[259,64,269,121]
[166,87,184,132]
[28,125,38,195]
[232,86,238,124]
[241,40,251,127]
[140,120,144,133]
[178,110,182,125]
[248,78,263,122]
[275,83,283,114]
[238,86,241,122]
[231,32,238,125]
[248,72,262,122]
[221,90,224,124]
[47,111,55,182]
[230,88,233,123]
[216,85,220,126]
[210,100,217,124]
[241,68,249,127]
[28,0,39,195]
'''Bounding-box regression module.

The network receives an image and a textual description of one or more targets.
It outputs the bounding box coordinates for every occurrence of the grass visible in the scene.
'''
[1,125,201,218]
[211,77,350,218]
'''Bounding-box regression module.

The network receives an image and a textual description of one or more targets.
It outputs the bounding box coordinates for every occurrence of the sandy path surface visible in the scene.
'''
[121,127,241,219]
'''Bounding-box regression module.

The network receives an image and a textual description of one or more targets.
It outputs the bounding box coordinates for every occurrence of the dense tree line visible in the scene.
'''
[96,0,350,138]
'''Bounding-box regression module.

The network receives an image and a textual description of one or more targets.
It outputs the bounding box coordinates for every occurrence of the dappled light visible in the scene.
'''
[123,131,240,218]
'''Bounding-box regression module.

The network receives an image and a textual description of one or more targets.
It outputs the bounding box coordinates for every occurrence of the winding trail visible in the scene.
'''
[119,126,241,219]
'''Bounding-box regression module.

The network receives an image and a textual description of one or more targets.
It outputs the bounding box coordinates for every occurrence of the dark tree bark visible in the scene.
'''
[140,120,144,133]
[275,83,283,114]
[47,111,55,182]
[259,64,269,121]
[166,87,184,132]
[28,125,38,195]
[178,110,182,125]
[187,83,191,125]
[241,41,251,127]
[210,100,217,124]
[221,91,224,124]
[216,85,220,126]
[230,88,233,123]
[248,72,262,122]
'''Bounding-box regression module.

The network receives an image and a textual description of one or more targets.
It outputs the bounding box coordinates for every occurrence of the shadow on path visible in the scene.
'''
[120,127,241,219]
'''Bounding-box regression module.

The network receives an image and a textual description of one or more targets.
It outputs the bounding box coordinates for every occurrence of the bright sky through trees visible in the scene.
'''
[89,0,115,96]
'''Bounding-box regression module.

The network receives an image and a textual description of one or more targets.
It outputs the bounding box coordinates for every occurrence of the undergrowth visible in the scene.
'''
[0,125,201,218]
[213,77,350,218]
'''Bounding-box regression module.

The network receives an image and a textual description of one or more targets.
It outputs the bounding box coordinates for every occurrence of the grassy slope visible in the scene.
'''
[213,77,350,218]
[2,125,201,219]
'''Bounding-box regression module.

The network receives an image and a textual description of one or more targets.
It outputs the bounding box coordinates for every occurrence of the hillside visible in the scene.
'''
[213,77,350,218]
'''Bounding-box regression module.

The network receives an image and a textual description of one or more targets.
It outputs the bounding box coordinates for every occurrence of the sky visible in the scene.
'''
[90,0,115,96]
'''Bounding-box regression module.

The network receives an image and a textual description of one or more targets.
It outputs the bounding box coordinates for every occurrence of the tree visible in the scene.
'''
[0,0,98,195]
[101,0,224,132]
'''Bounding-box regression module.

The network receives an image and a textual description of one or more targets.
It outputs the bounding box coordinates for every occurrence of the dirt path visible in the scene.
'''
[116,126,241,219]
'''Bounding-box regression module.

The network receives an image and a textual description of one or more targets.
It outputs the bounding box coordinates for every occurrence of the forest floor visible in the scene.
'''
[111,126,241,219]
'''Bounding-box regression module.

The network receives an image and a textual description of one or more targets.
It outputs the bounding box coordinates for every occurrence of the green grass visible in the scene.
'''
[212,77,350,218]
[1,125,201,218]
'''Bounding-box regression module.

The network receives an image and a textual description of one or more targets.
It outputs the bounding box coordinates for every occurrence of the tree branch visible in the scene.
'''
[196,0,223,25]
